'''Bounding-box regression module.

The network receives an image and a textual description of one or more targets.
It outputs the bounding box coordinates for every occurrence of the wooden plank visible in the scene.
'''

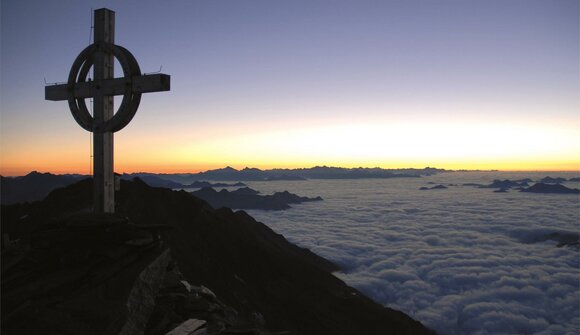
[165,319,206,335]
[133,74,171,94]
[45,74,171,101]
[45,84,71,101]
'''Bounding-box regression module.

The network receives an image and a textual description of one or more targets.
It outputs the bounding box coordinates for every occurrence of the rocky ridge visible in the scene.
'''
[191,187,322,210]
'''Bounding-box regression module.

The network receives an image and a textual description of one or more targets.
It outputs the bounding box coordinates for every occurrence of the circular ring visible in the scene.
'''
[67,42,142,133]
[105,45,142,132]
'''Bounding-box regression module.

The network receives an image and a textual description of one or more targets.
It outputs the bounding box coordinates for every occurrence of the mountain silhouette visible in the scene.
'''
[0,171,85,205]
[521,183,579,194]
[192,166,440,181]
[1,178,435,335]
[191,187,322,210]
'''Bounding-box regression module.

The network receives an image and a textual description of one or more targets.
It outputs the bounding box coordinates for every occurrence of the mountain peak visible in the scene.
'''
[26,171,49,176]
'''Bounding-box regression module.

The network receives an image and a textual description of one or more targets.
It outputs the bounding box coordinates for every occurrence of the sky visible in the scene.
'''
[1,0,578,175]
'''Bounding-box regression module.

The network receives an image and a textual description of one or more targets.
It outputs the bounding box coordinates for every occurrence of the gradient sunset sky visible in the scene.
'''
[1,0,578,176]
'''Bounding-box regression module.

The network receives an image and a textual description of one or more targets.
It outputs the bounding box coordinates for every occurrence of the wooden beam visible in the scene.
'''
[93,7,116,214]
[45,74,171,101]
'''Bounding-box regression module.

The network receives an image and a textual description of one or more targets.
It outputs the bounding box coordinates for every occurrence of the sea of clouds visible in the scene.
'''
[245,172,580,335]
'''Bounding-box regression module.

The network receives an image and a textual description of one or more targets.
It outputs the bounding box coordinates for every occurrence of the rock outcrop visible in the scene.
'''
[419,184,448,190]
[1,213,169,335]
[520,183,579,194]
[191,187,322,210]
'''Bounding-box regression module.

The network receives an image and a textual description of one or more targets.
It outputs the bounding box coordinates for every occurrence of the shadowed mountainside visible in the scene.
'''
[191,187,322,210]
[1,178,435,335]
[0,171,85,205]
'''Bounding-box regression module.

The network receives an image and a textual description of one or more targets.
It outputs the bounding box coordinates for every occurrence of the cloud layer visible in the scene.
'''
[247,172,580,335]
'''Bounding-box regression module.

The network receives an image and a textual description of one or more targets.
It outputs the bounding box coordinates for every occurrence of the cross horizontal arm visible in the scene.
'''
[45,74,170,101]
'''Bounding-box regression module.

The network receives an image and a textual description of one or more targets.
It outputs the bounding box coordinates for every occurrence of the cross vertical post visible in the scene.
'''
[93,8,115,213]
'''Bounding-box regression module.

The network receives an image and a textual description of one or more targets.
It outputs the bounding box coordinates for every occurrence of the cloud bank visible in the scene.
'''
[247,172,580,335]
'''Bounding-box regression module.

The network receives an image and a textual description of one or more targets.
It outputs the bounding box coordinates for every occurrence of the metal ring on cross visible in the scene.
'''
[67,42,142,133]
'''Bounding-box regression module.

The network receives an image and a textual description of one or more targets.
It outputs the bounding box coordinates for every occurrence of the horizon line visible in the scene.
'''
[3,166,580,177]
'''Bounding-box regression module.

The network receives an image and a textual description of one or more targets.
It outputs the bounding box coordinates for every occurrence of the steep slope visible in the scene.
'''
[1,178,435,335]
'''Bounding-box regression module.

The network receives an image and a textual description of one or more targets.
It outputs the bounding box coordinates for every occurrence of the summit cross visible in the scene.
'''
[45,8,170,213]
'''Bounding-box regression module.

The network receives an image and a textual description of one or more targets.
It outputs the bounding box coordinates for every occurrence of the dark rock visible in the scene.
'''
[0,212,169,335]
[520,183,579,194]
[419,184,447,190]
[121,249,172,335]
[145,261,253,335]
[191,187,322,210]
[545,232,579,249]
[517,231,579,250]
[462,183,485,187]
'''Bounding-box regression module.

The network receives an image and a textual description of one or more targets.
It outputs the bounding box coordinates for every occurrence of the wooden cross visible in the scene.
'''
[45,8,170,213]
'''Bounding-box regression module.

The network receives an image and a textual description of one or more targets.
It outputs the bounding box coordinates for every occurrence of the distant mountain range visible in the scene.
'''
[119,173,246,189]
[154,166,445,182]
[0,171,87,205]
[4,169,579,205]
[1,167,444,204]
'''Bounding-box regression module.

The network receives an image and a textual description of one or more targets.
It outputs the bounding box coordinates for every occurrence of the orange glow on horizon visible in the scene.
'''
[1,117,578,176]
[1,159,579,177]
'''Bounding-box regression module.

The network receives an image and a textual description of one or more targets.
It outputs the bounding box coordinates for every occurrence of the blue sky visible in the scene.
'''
[1,0,578,174]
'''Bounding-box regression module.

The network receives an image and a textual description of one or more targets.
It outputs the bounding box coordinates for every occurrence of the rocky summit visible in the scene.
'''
[1,178,436,335]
